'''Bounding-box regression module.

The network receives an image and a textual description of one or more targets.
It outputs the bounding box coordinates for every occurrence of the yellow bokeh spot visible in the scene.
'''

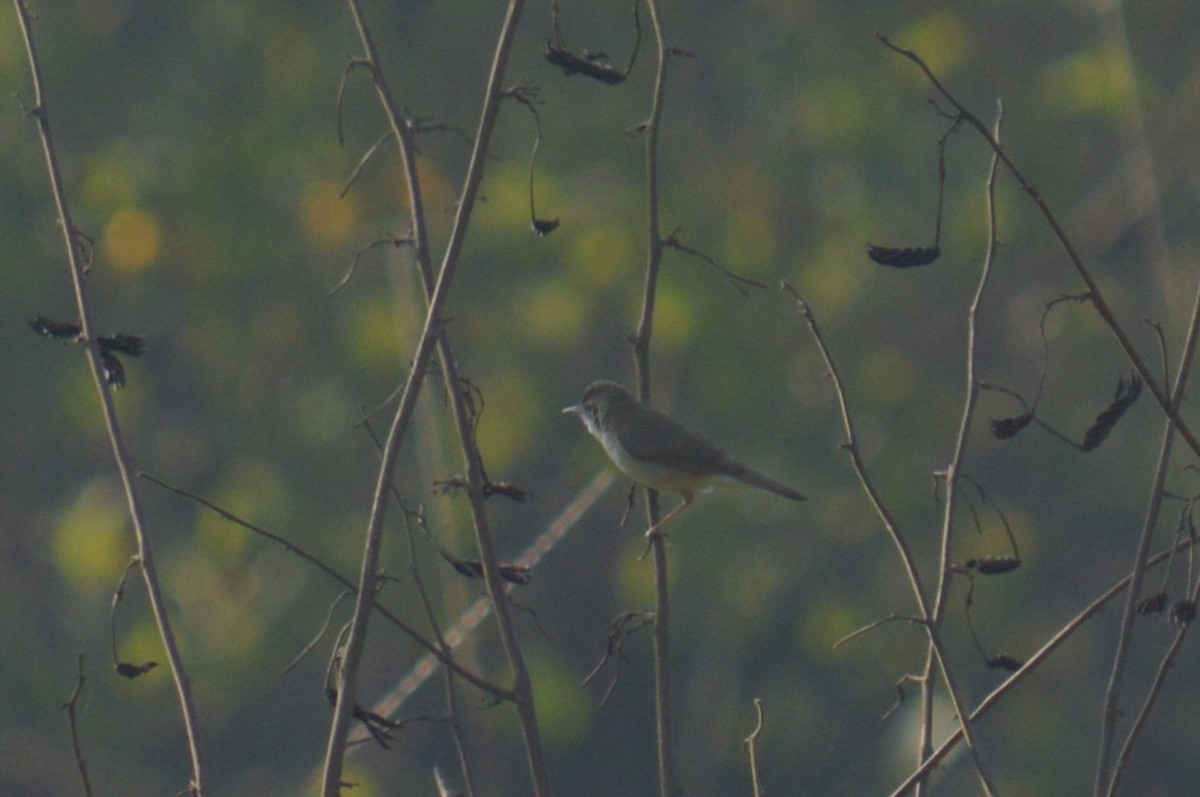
[571,225,637,288]
[797,599,863,662]
[528,651,592,748]
[794,79,867,146]
[1038,48,1136,117]
[343,293,405,372]
[169,550,265,663]
[649,285,697,351]
[475,372,538,469]
[104,208,162,273]
[788,236,866,319]
[721,207,777,274]
[52,479,130,592]
[475,161,534,233]
[858,347,920,407]
[301,180,358,250]
[616,539,678,607]
[524,279,587,346]
[897,11,970,76]
[83,158,138,209]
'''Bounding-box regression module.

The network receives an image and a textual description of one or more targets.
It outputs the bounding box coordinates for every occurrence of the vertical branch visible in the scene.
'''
[784,283,997,796]
[629,2,675,795]
[1094,240,1200,796]
[58,653,93,797]
[13,2,206,794]
[1107,572,1200,795]
[340,0,551,792]
[320,2,530,794]
[402,510,478,797]
[914,107,1005,795]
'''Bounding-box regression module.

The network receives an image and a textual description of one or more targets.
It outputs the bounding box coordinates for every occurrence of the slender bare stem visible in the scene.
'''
[744,698,766,797]
[1094,240,1200,796]
[58,653,93,797]
[320,3,528,793]
[914,106,1005,795]
[627,2,676,795]
[783,283,997,796]
[13,2,205,793]
[401,509,477,797]
[1108,576,1200,796]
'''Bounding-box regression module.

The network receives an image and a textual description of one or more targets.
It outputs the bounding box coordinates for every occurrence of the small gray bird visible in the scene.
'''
[564,380,805,534]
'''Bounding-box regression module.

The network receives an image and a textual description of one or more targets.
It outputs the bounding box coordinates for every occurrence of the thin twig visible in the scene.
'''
[12,5,205,791]
[744,698,767,797]
[1107,573,1200,796]
[628,3,676,795]
[283,591,354,674]
[915,103,1005,796]
[401,505,478,797]
[1094,220,1200,797]
[832,614,928,650]
[58,653,93,797]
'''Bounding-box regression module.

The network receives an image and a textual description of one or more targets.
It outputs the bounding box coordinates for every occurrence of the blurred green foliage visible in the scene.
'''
[4,1,1200,795]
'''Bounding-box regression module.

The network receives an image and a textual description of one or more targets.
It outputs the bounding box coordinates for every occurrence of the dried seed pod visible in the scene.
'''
[1136,592,1169,616]
[991,412,1034,440]
[115,660,158,679]
[99,351,126,388]
[98,333,146,357]
[987,654,1023,672]
[28,315,82,340]
[965,556,1022,576]
[866,244,941,268]
[1082,372,1142,452]
[1170,600,1196,626]
[448,557,532,586]
[544,43,627,85]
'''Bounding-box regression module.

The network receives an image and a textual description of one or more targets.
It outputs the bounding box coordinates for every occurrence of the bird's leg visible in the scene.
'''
[644,492,694,540]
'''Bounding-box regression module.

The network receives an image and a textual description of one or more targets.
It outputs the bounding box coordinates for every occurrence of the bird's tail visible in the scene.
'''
[728,463,807,501]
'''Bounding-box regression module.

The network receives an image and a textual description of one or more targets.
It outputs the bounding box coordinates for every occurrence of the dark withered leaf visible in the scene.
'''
[867,244,941,268]
[988,654,1023,672]
[499,564,533,585]
[532,217,561,236]
[1171,600,1196,626]
[544,43,626,85]
[1081,372,1142,452]
[99,333,146,357]
[100,351,126,388]
[991,412,1034,440]
[28,315,82,340]
[1136,592,1168,616]
[115,660,158,679]
[449,557,532,586]
[966,556,1022,576]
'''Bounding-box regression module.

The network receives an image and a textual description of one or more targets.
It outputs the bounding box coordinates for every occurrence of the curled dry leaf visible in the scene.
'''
[866,244,941,268]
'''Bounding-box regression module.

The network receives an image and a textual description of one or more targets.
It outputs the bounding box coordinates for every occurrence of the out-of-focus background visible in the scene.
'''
[4,2,1200,795]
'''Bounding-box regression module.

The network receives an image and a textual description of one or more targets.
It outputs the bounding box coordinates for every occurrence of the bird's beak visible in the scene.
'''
[562,404,582,416]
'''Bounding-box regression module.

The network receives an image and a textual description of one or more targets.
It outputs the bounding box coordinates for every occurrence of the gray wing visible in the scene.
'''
[616,404,731,476]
